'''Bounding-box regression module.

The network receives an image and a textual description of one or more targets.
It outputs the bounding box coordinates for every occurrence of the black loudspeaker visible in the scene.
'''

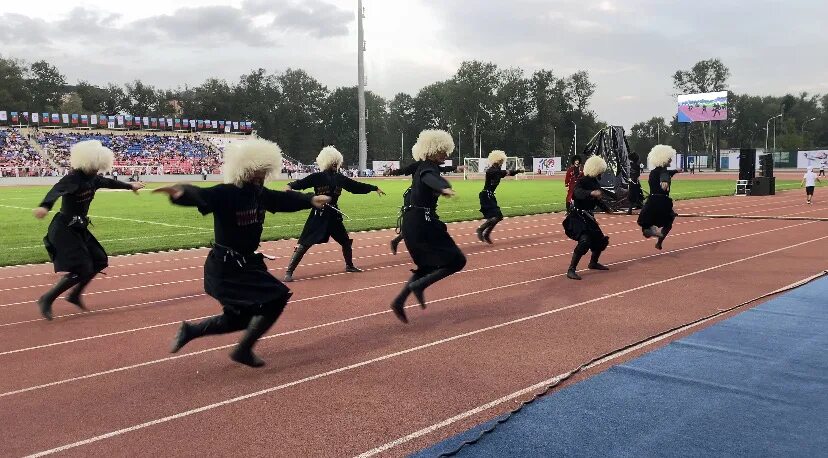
[760,154,774,178]
[751,177,775,196]
[739,149,756,181]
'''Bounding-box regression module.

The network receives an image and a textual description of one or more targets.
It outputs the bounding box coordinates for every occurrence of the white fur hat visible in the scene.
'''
[316,146,344,170]
[70,140,114,173]
[488,150,507,165]
[648,144,676,169]
[583,155,607,177]
[412,129,455,161]
[222,138,283,186]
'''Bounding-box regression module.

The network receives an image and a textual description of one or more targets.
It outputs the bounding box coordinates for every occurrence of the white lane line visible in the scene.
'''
[353,272,820,457]
[2,202,821,317]
[0,189,807,274]
[0,221,812,396]
[22,232,828,458]
[0,204,209,231]
[0,213,750,311]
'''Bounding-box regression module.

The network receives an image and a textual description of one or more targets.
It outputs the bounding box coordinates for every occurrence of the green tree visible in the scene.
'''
[0,56,30,109]
[387,93,417,162]
[124,80,159,115]
[27,60,66,111]
[100,83,127,114]
[452,60,502,155]
[234,68,280,140]
[629,117,672,161]
[276,68,328,162]
[497,68,534,155]
[672,58,730,94]
[59,92,84,115]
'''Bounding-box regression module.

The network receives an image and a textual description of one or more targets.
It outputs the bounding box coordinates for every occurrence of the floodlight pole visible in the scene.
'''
[802,117,816,149]
[357,0,367,173]
[764,114,780,152]
[571,120,577,156]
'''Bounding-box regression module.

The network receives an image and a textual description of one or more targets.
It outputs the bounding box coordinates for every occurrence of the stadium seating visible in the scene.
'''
[36,132,220,175]
[0,128,48,176]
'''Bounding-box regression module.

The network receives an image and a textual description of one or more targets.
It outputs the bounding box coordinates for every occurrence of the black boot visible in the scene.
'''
[66,273,96,311]
[390,234,403,255]
[284,245,309,282]
[390,287,410,323]
[655,236,666,250]
[37,274,83,320]
[588,251,609,270]
[170,313,248,353]
[482,217,502,244]
[407,268,454,308]
[229,311,281,367]
[476,222,488,242]
[567,251,585,280]
[342,239,362,273]
[390,273,423,323]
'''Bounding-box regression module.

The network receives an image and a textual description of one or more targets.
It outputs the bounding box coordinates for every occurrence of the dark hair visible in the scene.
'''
[628,152,640,162]
[571,155,581,163]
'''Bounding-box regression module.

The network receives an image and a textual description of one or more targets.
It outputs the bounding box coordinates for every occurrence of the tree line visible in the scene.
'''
[1,55,825,166]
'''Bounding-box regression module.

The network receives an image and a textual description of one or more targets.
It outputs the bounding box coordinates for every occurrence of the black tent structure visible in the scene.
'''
[581,125,635,211]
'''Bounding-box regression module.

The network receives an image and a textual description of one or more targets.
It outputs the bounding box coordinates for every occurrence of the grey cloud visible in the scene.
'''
[56,7,121,36]
[129,6,276,46]
[244,0,353,38]
[0,13,51,45]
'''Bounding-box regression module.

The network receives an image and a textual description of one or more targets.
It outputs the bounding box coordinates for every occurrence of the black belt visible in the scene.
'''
[403,205,437,222]
[59,212,91,228]
[211,243,257,267]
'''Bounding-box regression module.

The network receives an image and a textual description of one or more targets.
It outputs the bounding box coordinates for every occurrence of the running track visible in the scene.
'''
[0,191,826,457]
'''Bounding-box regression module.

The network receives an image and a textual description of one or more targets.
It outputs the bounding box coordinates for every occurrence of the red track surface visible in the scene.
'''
[1,191,826,457]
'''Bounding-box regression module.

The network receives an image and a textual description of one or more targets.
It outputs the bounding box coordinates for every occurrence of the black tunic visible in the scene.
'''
[170,184,313,310]
[392,163,456,209]
[401,161,465,271]
[288,170,378,245]
[479,164,519,219]
[637,167,676,229]
[628,161,643,206]
[39,170,133,274]
[563,176,610,241]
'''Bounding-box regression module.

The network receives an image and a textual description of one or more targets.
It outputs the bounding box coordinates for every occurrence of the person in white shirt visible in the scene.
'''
[801,167,821,204]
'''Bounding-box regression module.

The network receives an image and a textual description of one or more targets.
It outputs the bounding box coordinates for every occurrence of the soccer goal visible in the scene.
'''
[463,156,528,180]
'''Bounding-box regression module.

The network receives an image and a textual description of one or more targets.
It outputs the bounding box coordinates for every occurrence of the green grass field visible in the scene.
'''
[0,177,813,267]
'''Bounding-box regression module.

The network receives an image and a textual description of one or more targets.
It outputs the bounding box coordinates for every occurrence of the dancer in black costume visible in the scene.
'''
[637,145,679,250]
[283,146,384,281]
[476,150,523,243]
[390,130,466,323]
[562,155,611,280]
[155,139,330,367]
[626,152,644,214]
[33,140,144,320]
[388,161,458,255]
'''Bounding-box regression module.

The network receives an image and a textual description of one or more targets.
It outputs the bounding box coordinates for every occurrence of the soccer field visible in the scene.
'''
[0,177,810,266]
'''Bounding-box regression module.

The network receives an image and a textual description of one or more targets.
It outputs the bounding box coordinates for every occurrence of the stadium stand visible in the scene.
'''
[0,128,48,177]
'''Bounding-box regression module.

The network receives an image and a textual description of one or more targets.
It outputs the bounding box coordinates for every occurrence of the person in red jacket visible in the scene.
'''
[564,155,582,211]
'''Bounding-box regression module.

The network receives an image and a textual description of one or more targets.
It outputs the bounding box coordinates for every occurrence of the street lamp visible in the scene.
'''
[400,130,404,162]
[765,114,781,152]
[801,117,817,149]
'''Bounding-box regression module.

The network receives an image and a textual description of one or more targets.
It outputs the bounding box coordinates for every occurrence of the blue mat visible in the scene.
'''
[414,276,828,458]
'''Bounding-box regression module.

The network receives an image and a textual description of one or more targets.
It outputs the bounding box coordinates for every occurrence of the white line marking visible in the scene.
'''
[0,220,812,396]
[22,233,828,458]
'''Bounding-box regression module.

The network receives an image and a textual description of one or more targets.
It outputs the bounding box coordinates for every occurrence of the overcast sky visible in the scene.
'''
[1,0,825,128]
